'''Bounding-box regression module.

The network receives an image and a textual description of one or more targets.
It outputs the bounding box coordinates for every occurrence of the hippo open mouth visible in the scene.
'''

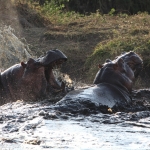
[37,49,67,93]
[44,59,66,92]
[115,51,143,78]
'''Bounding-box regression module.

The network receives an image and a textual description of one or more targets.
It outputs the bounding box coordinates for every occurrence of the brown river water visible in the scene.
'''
[1,98,150,150]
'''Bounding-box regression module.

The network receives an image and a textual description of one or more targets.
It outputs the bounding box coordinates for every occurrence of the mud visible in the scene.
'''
[1,90,150,150]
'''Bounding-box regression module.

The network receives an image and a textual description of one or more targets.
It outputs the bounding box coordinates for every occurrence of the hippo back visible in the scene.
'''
[0,64,24,104]
[56,83,131,109]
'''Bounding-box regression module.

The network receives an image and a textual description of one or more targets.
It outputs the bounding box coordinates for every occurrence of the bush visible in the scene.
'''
[38,0,150,15]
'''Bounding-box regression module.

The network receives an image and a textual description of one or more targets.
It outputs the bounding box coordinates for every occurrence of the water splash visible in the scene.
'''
[0,25,31,70]
[53,69,90,90]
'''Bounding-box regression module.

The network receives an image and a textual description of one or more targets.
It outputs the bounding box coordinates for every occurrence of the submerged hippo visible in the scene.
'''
[0,49,67,105]
[54,52,142,113]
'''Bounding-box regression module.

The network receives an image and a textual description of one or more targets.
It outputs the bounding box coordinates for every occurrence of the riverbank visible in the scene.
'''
[1,1,150,87]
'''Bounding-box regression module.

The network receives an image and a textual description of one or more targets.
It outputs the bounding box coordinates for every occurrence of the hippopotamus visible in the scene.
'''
[114,51,143,78]
[54,52,143,113]
[0,49,67,106]
[94,51,142,85]
[54,56,135,114]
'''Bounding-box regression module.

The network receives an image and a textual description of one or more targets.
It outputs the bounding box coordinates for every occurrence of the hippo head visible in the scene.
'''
[37,49,67,66]
[37,49,67,93]
[93,58,135,93]
[20,58,47,99]
[20,49,67,99]
[116,51,143,78]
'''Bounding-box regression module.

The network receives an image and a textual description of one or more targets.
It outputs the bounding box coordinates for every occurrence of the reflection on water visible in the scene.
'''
[1,101,150,150]
[1,119,150,150]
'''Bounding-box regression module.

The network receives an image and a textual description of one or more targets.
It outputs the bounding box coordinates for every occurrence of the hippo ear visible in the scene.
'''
[21,62,27,68]
[129,51,135,56]
[98,64,103,68]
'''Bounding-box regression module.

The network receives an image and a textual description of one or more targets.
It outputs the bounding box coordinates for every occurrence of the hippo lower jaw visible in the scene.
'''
[44,59,66,93]
[129,63,143,78]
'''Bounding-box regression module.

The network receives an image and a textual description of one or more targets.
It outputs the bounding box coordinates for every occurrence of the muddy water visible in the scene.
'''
[1,99,150,150]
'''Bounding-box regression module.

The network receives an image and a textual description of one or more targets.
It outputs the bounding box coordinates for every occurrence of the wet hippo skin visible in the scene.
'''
[56,83,131,110]
[0,49,67,105]
[55,52,143,113]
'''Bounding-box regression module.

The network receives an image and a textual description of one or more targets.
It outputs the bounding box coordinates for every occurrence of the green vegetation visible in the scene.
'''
[85,37,150,83]
[28,0,150,14]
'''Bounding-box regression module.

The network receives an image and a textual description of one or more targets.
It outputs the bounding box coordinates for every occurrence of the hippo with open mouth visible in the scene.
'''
[54,51,143,114]
[0,49,67,105]
[115,51,143,78]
